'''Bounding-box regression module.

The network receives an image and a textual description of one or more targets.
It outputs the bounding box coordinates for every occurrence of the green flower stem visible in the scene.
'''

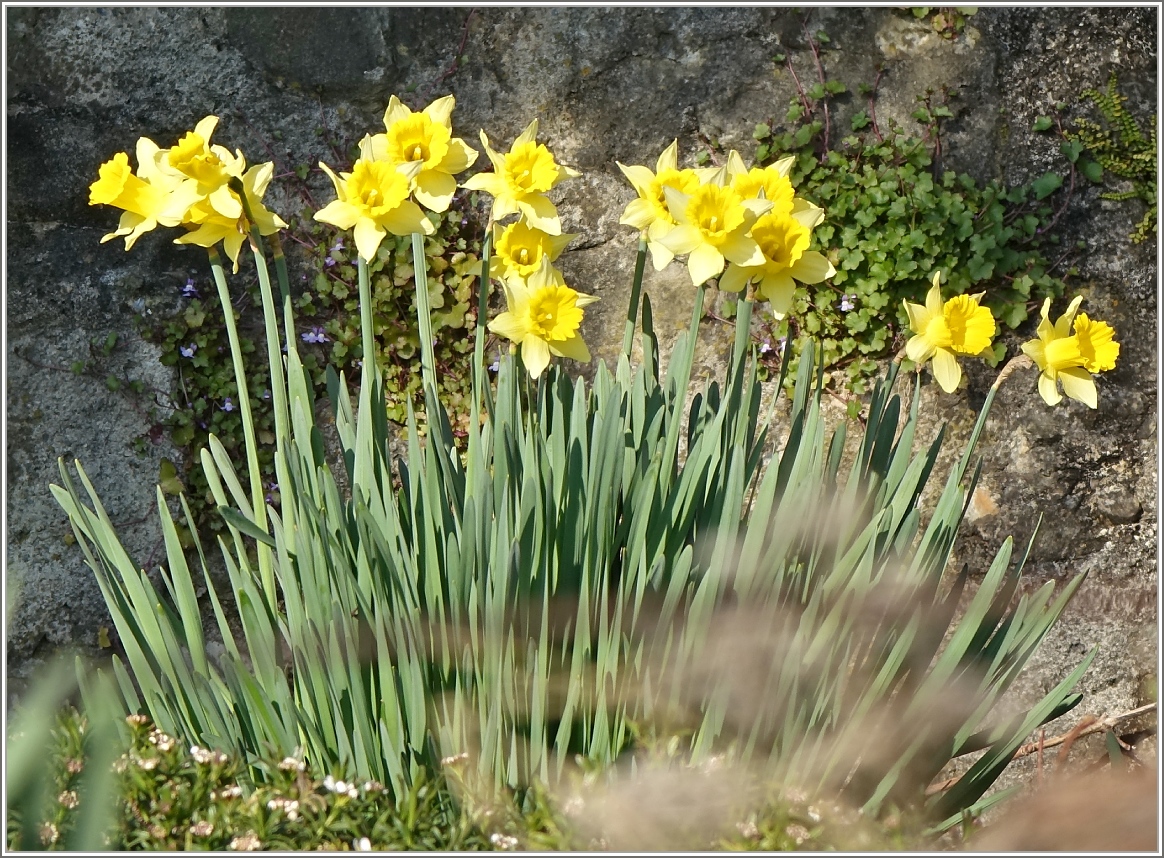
[358,256,375,387]
[472,231,494,421]
[411,231,438,397]
[731,294,754,373]
[244,231,289,478]
[206,246,276,609]
[622,237,648,358]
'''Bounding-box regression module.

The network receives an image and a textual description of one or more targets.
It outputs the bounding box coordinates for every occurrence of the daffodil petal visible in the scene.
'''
[718,263,752,294]
[720,233,765,267]
[522,336,551,378]
[514,119,539,147]
[380,200,434,236]
[1058,367,1097,408]
[414,170,458,212]
[688,243,725,287]
[1038,373,1063,406]
[656,140,679,172]
[314,199,360,231]
[931,349,961,393]
[620,198,656,231]
[461,171,505,196]
[617,163,656,195]
[789,251,835,284]
[353,219,387,262]
[906,334,935,365]
[423,95,455,128]
[647,239,675,271]
[383,96,411,130]
[517,195,562,235]
[439,137,478,174]
[550,332,591,363]
[658,224,702,256]
[488,311,528,344]
[756,272,797,314]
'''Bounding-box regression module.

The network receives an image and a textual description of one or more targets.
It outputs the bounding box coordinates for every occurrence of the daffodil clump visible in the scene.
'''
[617,142,836,308]
[72,93,1122,848]
[1021,295,1120,408]
[88,115,287,272]
[901,273,1119,405]
[462,119,598,379]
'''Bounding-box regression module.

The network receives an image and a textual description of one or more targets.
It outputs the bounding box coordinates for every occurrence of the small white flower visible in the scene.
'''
[149,729,176,752]
[279,756,306,772]
[40,822,59,846]
[354,836,373,851]
[190,821,214,837]
[229,832,263,851]
[57,790,79,809]
[440,751,469,767]
[490,832,519,850]
[736,819,760,839]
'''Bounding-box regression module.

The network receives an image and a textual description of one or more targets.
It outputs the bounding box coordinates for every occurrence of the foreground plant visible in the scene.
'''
[52,101,1120,848]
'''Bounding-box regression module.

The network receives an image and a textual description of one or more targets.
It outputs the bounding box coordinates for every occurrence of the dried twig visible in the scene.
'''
[925,703,1157,797]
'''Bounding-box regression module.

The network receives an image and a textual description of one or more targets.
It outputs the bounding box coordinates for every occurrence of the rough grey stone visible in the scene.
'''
[5,8,1157,805]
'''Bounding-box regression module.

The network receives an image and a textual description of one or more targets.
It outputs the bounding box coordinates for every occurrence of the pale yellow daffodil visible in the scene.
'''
[1021,296,1119,408]
[88,139,203,250]
[657,183,772,287]
[360,95,478,213]
[156,115,249,223]
[487,257,598,378]
[175,161,288,272]
[491,219,575,286]
[314,158,434,262]
[718,208,835,316]
[461,119,579,235]
[903,272,996,393]
[616,140,705,270]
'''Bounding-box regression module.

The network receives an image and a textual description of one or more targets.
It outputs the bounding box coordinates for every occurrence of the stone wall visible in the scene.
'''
[6,6,1157,773]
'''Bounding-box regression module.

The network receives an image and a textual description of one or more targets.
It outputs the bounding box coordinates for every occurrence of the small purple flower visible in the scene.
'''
[262,389,271,400]
[182,278,199,299]
[221,397,235,412]
[489,359,500,373]
[759,340,772,355]
[776,336,787,354]
[301,326,330,344]
[179,344,197,358]
[839,294,856,313]
[353,359,363,369]
[331,237,344,253]
[324,256,337,268]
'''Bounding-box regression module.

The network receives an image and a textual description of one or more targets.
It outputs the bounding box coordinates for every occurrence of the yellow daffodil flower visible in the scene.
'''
[718,208,835,317]
[487,257,598,378]
[657,183,772,287]
[314,158,434,262]
[616,140,705,270]
[724,149,797,217]
[1021,296,1119,408]
[491,219,575,286]
[903,272,996,393]
[461,119,579,235]
[359,95,478,213]
[88,139,203,251]
[175,161,288,272]
[157,115,247,222]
